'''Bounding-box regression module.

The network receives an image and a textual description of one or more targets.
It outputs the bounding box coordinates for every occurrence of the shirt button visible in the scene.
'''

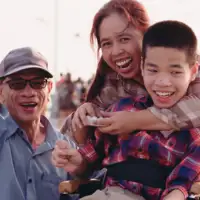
[28,178,32,183]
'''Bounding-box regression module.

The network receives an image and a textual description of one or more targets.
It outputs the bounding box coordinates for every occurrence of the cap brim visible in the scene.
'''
[3,65,53,78]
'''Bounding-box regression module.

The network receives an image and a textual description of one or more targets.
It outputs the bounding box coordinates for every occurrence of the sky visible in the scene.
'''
[0,0,199,80]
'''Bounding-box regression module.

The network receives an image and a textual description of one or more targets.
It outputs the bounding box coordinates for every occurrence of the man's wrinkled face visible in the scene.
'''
[1,68,52,123]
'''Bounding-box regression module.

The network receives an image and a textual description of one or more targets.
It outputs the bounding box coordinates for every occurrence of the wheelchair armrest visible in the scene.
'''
[59,179,100,194]
[59,180,82,194]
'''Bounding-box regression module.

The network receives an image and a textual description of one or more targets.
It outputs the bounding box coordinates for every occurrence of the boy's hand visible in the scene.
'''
[52,140,84,174]
[163,189,185,200]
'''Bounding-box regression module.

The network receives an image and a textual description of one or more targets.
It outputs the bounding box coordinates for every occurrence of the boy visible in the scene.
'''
[52,21,200,200]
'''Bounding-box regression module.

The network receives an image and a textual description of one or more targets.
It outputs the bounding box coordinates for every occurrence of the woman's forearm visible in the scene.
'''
[133,109,172,131]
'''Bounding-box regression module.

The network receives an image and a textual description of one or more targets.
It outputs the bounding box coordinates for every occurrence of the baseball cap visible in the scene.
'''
[0,47,53,78]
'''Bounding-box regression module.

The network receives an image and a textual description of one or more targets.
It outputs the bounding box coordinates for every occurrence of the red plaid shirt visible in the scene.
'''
[79,97,200,200]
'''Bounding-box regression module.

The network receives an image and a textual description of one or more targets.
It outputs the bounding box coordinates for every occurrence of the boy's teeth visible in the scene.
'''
[155,92,173,97]
[116,58,132,67]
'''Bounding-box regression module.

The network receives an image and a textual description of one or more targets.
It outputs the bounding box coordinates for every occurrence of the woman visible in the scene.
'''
[61,0,200,144]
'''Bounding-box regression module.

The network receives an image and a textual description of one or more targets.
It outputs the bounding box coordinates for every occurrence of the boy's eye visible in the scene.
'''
[147,69,157,73]
[171,71,182,75]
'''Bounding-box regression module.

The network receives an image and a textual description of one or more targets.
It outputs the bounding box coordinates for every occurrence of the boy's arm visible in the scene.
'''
[161,134,200,199]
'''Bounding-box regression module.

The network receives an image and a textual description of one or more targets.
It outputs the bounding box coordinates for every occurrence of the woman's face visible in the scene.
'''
[99,12,143,79]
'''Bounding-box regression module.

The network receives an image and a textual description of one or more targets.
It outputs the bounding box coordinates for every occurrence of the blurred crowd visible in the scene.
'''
[49,72,93,128]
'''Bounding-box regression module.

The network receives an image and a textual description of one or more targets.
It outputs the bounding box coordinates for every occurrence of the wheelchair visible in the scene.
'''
[59,179,200,200]
[59,158,200,200]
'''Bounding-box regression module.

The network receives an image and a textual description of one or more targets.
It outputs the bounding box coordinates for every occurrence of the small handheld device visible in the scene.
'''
[86,116,104,127]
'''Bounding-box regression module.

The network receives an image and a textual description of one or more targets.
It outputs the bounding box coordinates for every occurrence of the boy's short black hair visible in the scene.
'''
[142,20,197,65]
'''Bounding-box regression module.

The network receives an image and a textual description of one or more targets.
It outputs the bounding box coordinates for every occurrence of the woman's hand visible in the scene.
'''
[72,102,101,131]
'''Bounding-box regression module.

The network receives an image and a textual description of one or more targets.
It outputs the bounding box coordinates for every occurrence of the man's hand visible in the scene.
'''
[163,189,185,200]
[51,140,84,174]
[97,111,135,134]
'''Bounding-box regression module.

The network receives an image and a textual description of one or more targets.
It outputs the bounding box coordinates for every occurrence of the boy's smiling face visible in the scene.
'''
[142,47,198,108]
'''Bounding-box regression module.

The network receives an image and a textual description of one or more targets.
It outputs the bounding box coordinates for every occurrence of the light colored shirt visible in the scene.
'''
[0,114,76,200]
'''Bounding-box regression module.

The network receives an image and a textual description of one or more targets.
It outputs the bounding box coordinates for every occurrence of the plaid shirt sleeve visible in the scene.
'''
[149,69,200,130]
[78,129,106,165]
[161,129,200,199]
[78,140,99,163]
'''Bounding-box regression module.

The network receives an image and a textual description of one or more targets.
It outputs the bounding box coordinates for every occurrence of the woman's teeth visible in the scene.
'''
[116,58,132,68]
[155,91,174,97]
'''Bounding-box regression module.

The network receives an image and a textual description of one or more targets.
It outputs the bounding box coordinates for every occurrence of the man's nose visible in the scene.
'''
[21,83,36,97]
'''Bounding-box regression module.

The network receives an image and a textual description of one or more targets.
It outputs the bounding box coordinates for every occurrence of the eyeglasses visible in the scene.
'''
[5,78,48,90]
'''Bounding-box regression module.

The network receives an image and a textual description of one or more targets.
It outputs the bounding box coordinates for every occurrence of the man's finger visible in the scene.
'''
[65,148,79,157]
[53,156,68,166]
[56,140,70,149]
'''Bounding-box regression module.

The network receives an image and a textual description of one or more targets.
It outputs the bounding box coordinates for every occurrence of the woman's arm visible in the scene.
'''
[98,69,200,133]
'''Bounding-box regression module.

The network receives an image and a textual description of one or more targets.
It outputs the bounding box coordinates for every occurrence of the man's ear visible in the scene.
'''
[191,62,199,82]
[0,85,5,104]
[47,80,53,93]
[47,81,53,103]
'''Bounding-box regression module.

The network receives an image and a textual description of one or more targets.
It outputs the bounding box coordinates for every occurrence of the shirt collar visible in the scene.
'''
[5,114,59,148]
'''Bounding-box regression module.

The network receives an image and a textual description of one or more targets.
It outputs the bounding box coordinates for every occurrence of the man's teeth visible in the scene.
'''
[116,58,132,67]
[155,92,173,97]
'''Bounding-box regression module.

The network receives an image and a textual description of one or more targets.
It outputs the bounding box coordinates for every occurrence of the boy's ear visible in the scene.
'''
[191,62,199,82]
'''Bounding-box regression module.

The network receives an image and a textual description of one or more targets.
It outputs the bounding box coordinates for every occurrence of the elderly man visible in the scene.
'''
[0,47,76,200]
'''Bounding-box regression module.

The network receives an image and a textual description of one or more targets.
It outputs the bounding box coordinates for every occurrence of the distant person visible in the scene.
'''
[73,77,86,106]
[57,72,76,127]
[56,72,65,87]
